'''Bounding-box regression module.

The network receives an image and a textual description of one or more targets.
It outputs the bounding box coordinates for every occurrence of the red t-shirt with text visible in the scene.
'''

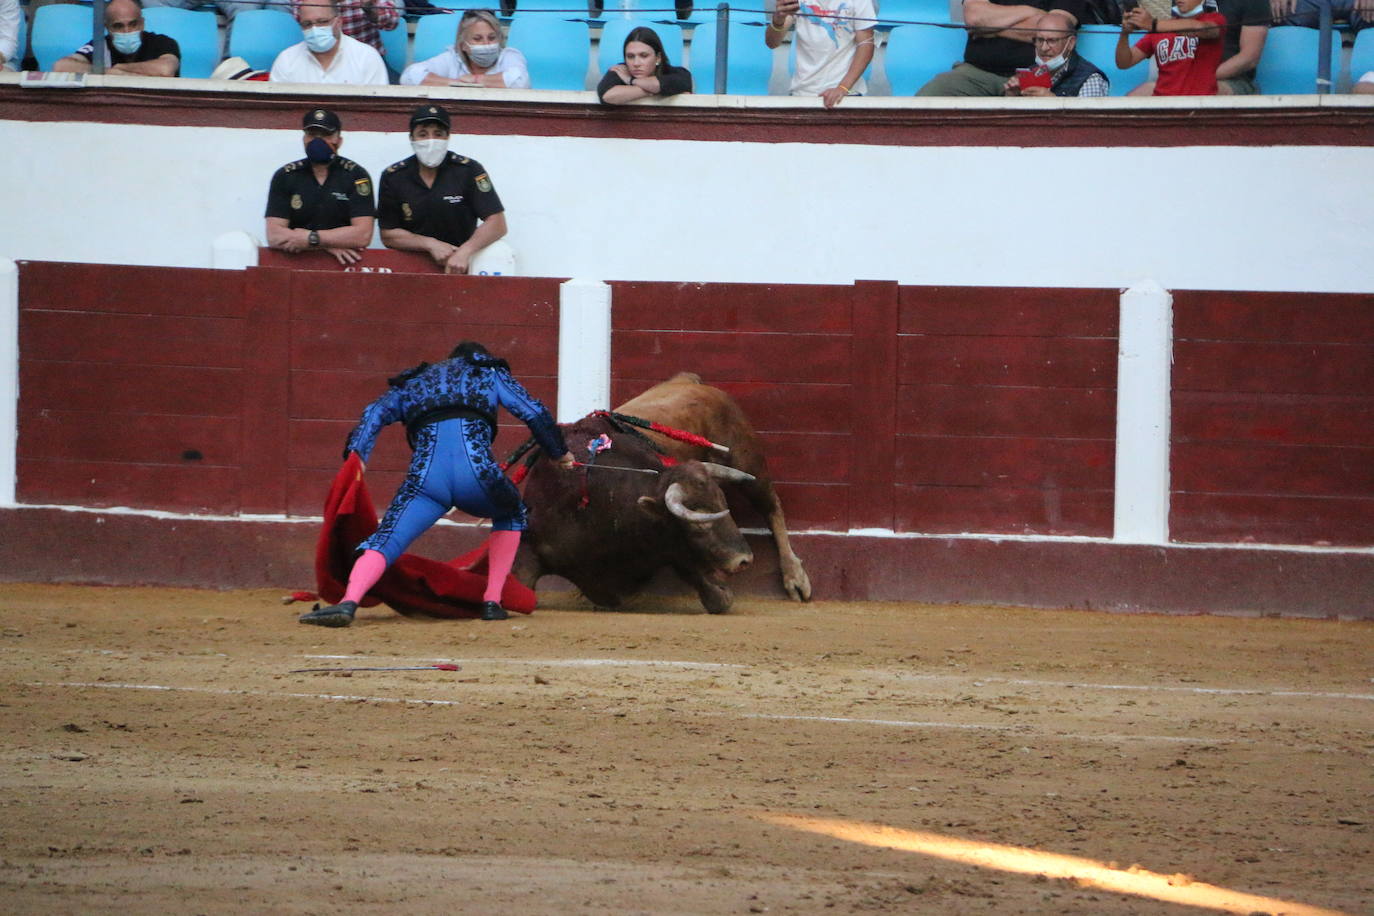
[1135,12,1227,96]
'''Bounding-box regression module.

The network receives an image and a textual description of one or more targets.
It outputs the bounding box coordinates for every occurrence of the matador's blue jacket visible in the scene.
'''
[345,357,568,462]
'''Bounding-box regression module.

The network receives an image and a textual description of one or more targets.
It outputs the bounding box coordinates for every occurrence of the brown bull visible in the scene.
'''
[616,372,812,603]
[514,411,756,613]
[513,373,811,613]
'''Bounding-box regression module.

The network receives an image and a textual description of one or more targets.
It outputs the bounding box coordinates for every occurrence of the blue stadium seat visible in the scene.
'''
[30,4,95,71]
[1256,25,1337,94]
[380,20,409,70]
[875,0,952,30]
[1075,26,1146,96]
[688,19,773,94]
[597,17,685,75]
[411,11,459,65]
[227,9,301,72]
[883,22,968,95]
[506,15,593,89]
[143,7,221,78]
[1347,27,1374,91]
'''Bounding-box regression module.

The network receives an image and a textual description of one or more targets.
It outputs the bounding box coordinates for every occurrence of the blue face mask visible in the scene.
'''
[303,25,337,53]
[305,136,335,164]
[111,29,143,55]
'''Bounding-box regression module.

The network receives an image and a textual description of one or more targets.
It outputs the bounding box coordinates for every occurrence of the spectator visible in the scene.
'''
[0,0,19,72]
[1116,0,1226,96]
[765,0,877,108]
[378,105,508,276]
[917,0,1088,96]
[289,0,401,62]
[1271,0,1368,31]
[597,25,692,103]
[52,0,180,77]
[1003,10,1110,95]
[264,108,376,267]
[401,8,530,88]
[143,0,264,23]
[270,0,388,85]
[1129,0,1269,95]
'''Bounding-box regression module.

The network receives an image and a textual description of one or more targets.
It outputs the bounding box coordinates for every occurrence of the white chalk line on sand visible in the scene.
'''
[742,713,1235,745]
[303,655,1374,702]
[303,655,747,670]
[32,681,1259,748]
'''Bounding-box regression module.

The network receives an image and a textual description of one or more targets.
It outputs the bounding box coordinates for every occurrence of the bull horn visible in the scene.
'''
[702,462,756,484]
[664,482,730,523]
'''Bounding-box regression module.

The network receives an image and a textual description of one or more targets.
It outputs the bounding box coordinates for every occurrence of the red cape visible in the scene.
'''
[314,454,536,618]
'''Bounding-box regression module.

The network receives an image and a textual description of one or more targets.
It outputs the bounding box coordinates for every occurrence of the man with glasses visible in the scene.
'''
[52,0,181,76]
[269,0,388,85]
[916,0,1088,95]
[1003,10,1109,95]
[288,0,402,62]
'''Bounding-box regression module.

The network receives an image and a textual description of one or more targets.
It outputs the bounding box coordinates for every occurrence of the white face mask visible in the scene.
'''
[303,25,337,53]
[1172,2,1205,16]
[412,137,448,168]
[1035,51,1068,70]
[466,42,501,68]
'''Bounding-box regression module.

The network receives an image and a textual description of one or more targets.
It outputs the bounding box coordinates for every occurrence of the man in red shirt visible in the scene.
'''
[1115,0,1226,95]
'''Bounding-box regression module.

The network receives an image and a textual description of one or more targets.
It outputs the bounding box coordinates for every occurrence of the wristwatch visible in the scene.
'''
[308,230,321,248]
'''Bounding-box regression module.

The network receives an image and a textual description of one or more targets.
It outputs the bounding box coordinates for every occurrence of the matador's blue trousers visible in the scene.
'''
[358,417,527,565]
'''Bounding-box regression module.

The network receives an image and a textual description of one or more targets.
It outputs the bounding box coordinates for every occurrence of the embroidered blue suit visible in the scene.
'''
[345,357,568,564]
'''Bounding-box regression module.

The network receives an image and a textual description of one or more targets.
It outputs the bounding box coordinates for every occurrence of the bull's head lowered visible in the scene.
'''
[638,462,757,588]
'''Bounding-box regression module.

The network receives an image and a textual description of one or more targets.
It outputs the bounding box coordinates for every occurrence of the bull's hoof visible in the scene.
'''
[480,601,509,621]
[298,600,357,628]
[783,560,813,602]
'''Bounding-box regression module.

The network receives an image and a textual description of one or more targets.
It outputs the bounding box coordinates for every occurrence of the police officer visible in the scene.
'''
[378,104,508,275]
[264,108,376,266]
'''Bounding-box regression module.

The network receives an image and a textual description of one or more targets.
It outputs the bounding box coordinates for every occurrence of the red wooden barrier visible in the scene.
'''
[1171,290,1374,546]
[15,261,1374,550]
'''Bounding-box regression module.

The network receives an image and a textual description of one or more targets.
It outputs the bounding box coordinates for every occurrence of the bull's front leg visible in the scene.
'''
[748,483,812,602]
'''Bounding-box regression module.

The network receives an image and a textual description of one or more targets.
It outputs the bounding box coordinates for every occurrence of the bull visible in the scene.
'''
[513,373,811,613]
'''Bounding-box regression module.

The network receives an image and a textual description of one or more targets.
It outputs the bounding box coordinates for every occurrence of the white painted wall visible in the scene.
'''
[1,113,1372,292]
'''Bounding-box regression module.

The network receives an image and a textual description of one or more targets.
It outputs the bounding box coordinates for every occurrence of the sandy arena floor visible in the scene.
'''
[0,583,1370,915]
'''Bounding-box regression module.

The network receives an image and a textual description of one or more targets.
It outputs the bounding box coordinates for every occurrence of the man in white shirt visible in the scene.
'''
[270,0,388,86]
[764,0,877,107]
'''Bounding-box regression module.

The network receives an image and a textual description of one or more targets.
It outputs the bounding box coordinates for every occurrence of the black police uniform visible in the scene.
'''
[76,32,181,75]
[377,152,504,248]
[264,157,376,231]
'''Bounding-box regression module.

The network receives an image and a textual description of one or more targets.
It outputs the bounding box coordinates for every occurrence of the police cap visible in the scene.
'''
[409,104,451,131]
[302,108,342,133]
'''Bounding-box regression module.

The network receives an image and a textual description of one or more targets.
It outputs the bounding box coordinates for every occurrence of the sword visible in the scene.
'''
[572,461,660,475]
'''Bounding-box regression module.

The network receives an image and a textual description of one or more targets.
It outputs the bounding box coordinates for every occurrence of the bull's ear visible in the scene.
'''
[637,495,668,518]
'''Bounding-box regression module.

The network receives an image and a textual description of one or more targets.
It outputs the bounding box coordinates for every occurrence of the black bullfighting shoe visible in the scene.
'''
[480,601,509,621]
[298,600,357,628]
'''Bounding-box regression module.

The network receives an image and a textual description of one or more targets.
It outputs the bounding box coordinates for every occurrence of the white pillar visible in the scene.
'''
[1114,280,1173,544]
[211,230,259,271]
[0,258,18,507]
[557,279,612,423]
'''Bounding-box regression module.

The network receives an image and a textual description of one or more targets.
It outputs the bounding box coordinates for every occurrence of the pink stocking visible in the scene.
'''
[484,530,522,604]
[342,549,388,604]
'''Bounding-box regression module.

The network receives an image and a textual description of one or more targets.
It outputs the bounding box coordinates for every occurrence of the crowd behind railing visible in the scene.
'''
[3,0,1372,97]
